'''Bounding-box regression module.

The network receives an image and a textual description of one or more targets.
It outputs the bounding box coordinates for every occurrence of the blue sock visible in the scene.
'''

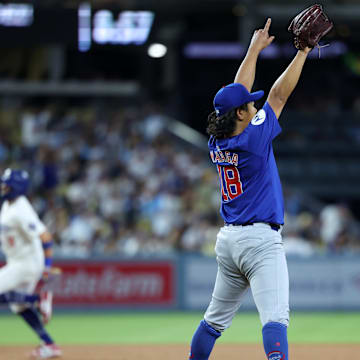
[19,308,54,345]
[189,320,221,360]
[262,322,288,360]
[0,291,39,304]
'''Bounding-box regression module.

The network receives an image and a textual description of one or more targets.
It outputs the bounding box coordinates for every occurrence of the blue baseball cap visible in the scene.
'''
[1,168,30,200]
[213,83,264,117]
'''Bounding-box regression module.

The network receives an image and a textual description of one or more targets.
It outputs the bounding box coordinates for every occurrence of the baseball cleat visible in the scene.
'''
[30,343,62,359]
[39,291,53,325]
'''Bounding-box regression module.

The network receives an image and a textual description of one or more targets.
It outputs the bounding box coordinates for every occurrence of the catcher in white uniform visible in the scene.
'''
[0,168,61,359]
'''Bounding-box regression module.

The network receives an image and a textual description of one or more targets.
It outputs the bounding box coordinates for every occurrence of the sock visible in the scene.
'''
[0,291,39,304]
[262,322,288,360]
[19,308,54,345]
[189,320,221,360]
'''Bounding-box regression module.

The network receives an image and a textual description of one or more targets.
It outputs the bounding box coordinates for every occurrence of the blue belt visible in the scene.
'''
[224,222,281,231]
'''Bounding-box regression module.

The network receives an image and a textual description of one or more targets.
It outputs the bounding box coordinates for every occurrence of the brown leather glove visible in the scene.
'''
[288,4,333,50]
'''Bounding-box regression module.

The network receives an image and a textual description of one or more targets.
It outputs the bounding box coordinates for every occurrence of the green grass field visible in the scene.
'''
[1,311,359,345]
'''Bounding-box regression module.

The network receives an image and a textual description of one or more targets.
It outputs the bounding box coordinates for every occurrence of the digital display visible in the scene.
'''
[0,3,33,27]
[93,10,154,45]
[78,3,154,52]
[0,3,154,49]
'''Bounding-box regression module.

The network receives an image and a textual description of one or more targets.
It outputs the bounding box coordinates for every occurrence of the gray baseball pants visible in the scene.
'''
[204,223,289,331]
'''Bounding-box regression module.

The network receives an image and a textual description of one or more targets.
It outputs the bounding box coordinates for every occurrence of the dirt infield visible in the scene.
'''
[2,344,359,360]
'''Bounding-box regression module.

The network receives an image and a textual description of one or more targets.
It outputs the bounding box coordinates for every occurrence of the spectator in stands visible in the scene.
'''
[0,99,359,258]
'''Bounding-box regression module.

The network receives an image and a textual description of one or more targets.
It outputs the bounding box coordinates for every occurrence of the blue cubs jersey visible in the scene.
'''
[208,101,284,225]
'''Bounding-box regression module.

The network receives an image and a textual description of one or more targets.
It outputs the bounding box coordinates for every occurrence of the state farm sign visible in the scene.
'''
[52,261,175,306]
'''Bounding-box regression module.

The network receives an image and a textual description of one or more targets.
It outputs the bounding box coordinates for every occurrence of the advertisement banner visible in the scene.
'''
[289,260,360,309]
[51,261,175,306]
[183,256,360,310]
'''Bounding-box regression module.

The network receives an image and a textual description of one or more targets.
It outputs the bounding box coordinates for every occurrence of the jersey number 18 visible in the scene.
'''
[216,164,243,202]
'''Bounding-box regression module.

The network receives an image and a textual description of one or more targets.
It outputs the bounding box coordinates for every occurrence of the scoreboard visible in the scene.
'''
[0,2,155,49]
[79,3,154,51]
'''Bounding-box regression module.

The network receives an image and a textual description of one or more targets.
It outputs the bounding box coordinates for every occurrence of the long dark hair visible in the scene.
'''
[206,103,248,139]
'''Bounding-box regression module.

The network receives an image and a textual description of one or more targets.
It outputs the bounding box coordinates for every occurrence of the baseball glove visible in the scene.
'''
[288,4,333,51]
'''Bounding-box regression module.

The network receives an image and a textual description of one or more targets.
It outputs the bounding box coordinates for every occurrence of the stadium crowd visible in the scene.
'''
[0,99,359,258]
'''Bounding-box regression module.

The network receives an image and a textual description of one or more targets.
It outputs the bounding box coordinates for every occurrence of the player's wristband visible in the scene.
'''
[42,241,53,250]
[45,257,53,267]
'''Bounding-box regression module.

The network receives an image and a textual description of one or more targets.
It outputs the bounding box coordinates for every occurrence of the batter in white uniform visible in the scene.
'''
[0,168,61,359]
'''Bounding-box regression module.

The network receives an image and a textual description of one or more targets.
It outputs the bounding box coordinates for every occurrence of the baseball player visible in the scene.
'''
[0,168,61,359]
[187,18,311,360]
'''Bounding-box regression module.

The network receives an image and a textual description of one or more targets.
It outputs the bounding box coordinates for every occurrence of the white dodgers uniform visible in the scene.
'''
[0,195,45,311]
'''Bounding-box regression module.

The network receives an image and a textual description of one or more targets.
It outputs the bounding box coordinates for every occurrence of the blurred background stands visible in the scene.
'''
[0,0,360,258]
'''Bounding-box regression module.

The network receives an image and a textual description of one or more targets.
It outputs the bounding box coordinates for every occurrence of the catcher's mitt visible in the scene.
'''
[288,4,333,51]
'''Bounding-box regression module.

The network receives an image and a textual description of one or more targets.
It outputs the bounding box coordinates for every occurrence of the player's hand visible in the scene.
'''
[249,18,275,53]
[42,267,52,282]
[42,266,62,282]
[300,46,312,54]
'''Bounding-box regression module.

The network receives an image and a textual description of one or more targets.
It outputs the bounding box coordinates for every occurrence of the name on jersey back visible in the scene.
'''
[210,149,238,166]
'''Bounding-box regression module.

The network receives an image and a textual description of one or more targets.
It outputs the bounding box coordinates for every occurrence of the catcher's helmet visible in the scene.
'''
[1,168,30,200]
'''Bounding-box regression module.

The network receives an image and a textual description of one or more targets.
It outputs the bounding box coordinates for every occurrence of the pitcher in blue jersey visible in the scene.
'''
[188,18,311,360]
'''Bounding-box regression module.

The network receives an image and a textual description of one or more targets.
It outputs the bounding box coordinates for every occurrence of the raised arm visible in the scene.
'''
[234,18,275,91]
[267,47,311,119]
